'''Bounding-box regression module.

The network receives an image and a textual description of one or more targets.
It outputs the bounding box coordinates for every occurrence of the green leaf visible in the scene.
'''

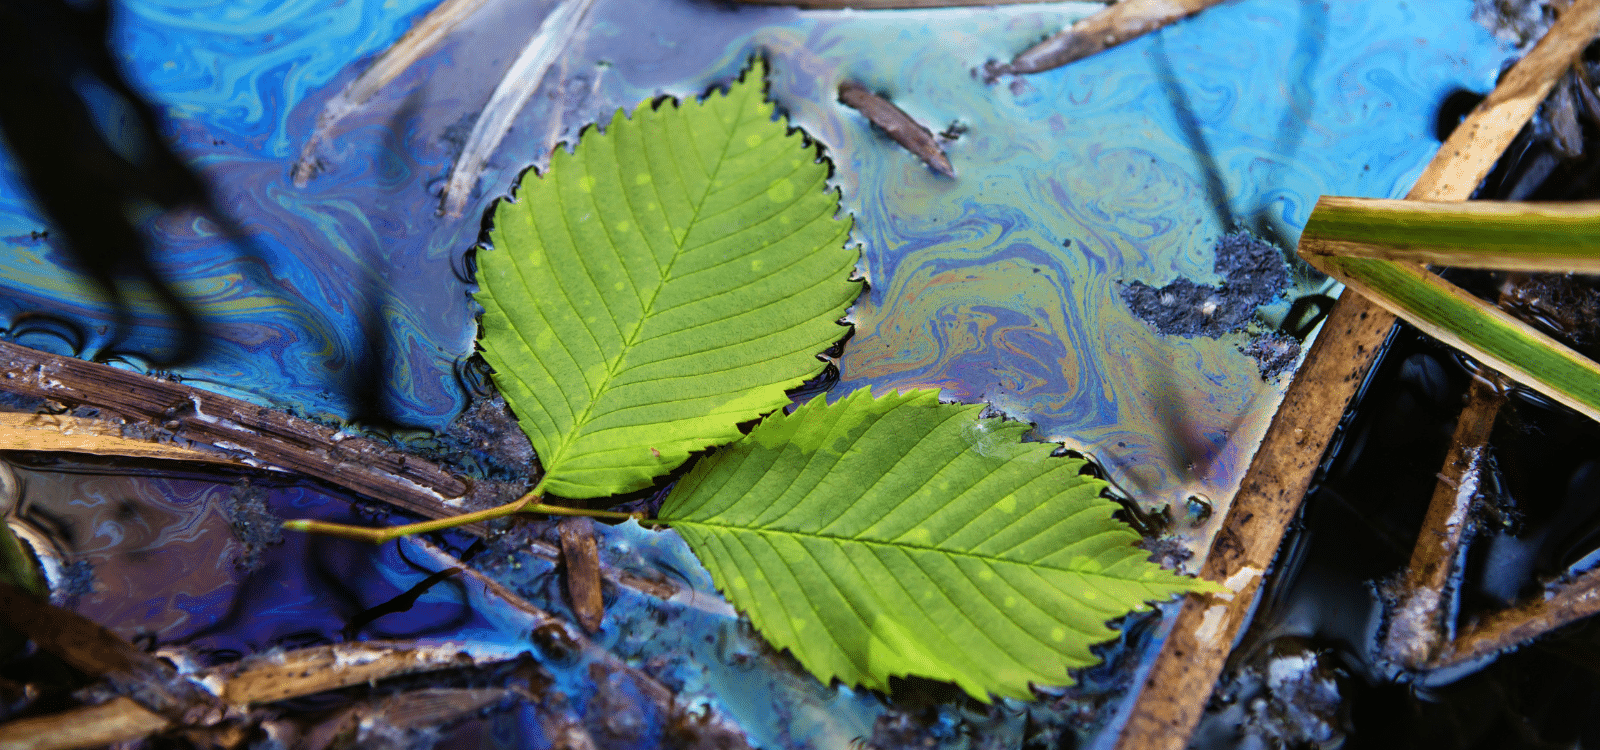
[1299,196,1600,272]
[475,59,860,498]
[658,388,1211,701]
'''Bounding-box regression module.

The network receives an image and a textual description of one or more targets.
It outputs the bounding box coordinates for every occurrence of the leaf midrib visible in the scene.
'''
[543,86,757,477]
[666,518,1143,581]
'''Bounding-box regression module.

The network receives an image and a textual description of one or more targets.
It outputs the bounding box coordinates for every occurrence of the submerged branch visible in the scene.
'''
[1434,565,1600,669]
[1382,377,1505,667]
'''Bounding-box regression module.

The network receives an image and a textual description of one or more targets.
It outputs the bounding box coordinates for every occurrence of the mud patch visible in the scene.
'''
[1121,232,1298,378]
[225,479,283,573]
[1239,331,1303,381]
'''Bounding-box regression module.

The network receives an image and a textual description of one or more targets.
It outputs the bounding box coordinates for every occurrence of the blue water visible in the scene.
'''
[0,0,1507,746]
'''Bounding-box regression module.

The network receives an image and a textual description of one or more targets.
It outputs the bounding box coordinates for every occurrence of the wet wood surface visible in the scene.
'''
[838,81,954,177]
[559,516,607,633]
[0,339,487,520]
[1437,564,1600,668]
[0,697,171,750]
[0,412,235,464]
[1383,378,1506,666]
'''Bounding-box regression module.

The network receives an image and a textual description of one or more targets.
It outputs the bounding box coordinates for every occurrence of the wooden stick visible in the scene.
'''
[990,0,1228,76]
[1433,565,1600,669]
[213,641,519,706]
[1111,1,1600,746]
[0,697,170,750]
[440,0,598,217]
[0,641,525,750]
[291,0,494,186]
[0,340,481,519]
[1382,378,1505,666]
[0,582,222,723]
[0,345,683,600]
[0,413,234,464]
[559,516,606,633]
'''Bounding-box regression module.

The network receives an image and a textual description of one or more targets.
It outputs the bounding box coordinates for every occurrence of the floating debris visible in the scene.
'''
[0,339,496,523]
[1120,231,1288,339]
[837,80,953,177]
[987,0,1227,77]
[559,516,606,633]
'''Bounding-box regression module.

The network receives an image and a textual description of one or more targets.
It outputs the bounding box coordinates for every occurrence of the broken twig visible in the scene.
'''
[0,697,170,750]
[1434,565,1600,668]
[0,339,484,520]
[1112,1,1600,747]
[0,582,223,725]
[210,641,517,705]
[837,81,954,177]
[0,640,526,750]
[989,0,1227,77]
[0,412,235,465]
[0,343,685,602]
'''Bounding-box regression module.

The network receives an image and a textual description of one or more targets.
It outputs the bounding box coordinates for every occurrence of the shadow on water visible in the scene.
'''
[0,0,254,366]
[0,0,418,434]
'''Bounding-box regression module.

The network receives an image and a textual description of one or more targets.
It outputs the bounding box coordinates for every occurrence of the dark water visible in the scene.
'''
[1198,45,1600,748]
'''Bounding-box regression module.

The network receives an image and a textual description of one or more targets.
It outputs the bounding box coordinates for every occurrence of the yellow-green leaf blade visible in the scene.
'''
[658,388,1210,701]
[1299,196,1600,272]
[1304,254,1600,421]
[475,60,860,498]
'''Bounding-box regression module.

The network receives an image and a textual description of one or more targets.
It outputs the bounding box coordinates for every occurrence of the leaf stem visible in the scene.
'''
[281,482,646,544]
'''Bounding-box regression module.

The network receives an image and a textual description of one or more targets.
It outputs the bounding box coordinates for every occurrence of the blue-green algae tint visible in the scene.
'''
[0,0,1506,746]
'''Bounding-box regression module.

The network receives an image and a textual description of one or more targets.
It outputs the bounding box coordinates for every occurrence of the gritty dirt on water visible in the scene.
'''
[1119,231,1299,378]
